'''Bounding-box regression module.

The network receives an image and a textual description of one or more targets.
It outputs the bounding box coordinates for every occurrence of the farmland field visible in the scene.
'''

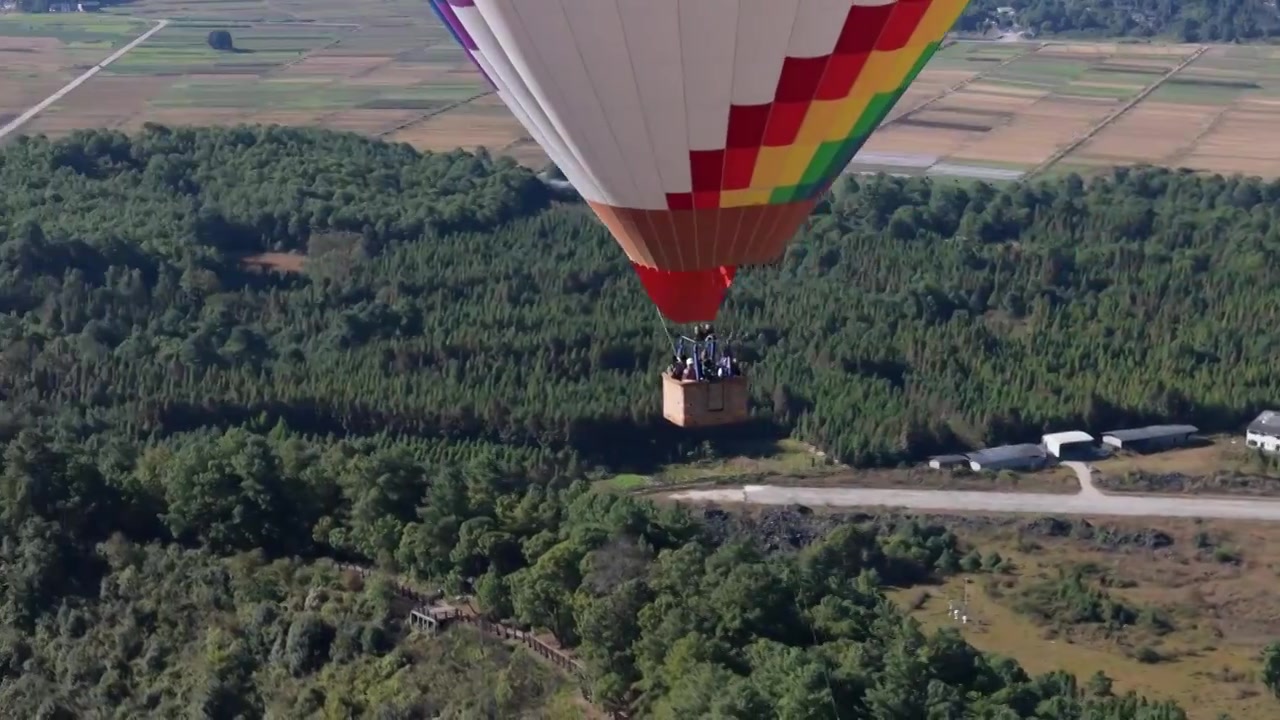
[863,41,1280,179]
[5,2,1280,178]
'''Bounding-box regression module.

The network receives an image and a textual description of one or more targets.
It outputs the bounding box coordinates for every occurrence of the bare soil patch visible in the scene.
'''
[0,37,73,115]
[0,35,66,67]
[1071,80,1144,91]
[937,89,1044,112]
[1049,43,1197,57]
[20,75,177,136]
[1238,97,1280,109]
[242,252,305,274]
[961,81,1048,98]
[1178,107,1280,174]
[1072,101,1216,164]
[277,53,391,78]
[391,109,529,153]
[349,60,455,87]
[0,76,68,116]
[240,110,330,126]
[116,107,248,133]
[861,123,975,157]
[323,109,420,134]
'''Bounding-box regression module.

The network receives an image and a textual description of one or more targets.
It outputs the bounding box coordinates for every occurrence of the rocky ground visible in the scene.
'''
[1096,470,1280,497]
[698,505,1177,555]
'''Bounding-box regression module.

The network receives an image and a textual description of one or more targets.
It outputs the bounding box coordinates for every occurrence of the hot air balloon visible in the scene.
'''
[427,0,970,426]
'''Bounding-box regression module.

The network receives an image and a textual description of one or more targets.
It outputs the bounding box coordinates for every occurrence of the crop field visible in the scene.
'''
[0,14,147,127]
[6,2,1280,177]
[2,0,531,154]
[862,40,1280,179]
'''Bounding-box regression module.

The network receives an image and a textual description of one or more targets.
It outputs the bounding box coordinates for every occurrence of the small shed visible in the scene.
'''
[967,444,1047,472]
[1042,430,1095,458]
[1102,424,1198,453]
[1246,412,1280,453]
[928,454,969,470]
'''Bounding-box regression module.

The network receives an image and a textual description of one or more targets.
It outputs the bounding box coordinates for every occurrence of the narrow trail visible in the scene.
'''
[0,19,170,143]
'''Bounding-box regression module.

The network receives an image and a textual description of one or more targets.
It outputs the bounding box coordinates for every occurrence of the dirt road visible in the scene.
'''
[0,19,169,142]
[668,461,1280,521]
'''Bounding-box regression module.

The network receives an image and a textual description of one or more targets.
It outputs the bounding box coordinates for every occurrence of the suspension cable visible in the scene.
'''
[653,303,678,358]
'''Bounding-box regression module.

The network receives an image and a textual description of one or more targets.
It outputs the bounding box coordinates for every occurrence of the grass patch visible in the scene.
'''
[648,440,1077,494]
[106,22,342,75]
[993,57,1091,84]
[1076,70,1161,87]
[152,78,382,108]
[592,473,652,494]
[654,438,840,484]
[1095,438,1253,481]
[1146,82,1246,104]
[887,516,1279,718]
[360,98,450,111]
[1036,162,1109,180]
[0,15,146,43]
[1059,83,1140,99]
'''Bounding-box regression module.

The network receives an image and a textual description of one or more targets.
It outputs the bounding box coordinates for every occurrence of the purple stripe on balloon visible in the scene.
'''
[427,0,492,86]
[432,0,477,51]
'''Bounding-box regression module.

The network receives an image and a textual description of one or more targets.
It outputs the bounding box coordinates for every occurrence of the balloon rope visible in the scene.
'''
[653,304,678,357]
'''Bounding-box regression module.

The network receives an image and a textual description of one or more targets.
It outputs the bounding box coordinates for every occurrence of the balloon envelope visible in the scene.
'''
[429,0,970,322]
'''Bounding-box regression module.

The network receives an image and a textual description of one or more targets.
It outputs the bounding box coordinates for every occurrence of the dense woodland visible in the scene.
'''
[2,425,1197,718]
[3,126,1278,467]
[957,0,1280,41]
[3,124,1274,717]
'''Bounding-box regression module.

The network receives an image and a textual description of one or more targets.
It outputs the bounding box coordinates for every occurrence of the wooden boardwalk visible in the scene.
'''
[410,602,586,679]
[335,564,628,717]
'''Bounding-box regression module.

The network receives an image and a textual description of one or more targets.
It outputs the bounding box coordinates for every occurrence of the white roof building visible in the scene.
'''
[1042,430,1095,458]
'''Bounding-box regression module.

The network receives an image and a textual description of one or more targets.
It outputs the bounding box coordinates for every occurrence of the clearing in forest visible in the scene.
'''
[890,515,1280,720]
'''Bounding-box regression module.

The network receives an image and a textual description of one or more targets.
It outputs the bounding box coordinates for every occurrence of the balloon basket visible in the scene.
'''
[662,374,749,428]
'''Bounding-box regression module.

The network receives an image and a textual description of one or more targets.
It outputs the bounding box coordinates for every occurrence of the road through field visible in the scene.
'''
[668,461,1280,521]
[0,19,169,143]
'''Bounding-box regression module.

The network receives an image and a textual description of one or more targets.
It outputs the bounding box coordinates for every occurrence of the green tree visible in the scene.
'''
[1262,642,1280,699]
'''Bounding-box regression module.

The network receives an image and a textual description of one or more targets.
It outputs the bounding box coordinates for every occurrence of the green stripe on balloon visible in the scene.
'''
[796,40,945,200]
[766,42,947,206]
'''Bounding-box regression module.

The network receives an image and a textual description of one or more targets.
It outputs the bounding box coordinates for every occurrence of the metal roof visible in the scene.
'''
[967,444,1046,463]
[1248,411,1280,437]
[1103,424,1198,442]
[1042,430,1094,445]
